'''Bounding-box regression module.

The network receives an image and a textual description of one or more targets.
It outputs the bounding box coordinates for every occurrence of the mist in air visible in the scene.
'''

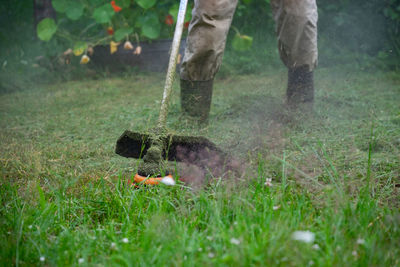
[0,0,399,265]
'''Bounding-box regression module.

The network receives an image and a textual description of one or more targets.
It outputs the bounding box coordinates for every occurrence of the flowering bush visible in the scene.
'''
[36,0,193,62]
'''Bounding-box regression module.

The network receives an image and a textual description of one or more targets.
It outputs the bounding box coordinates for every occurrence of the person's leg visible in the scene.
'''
[180,0,238,123]
[270,0,318,109]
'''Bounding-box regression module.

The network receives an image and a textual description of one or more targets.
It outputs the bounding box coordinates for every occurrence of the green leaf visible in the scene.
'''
[169,4,179,19]
[169,3,192,22]
[135,15,146,28]
[66,0,84,20]
[88,0,103,5]
[136,0,157,9]
[114,27,133,41]
[140,12,161,39]
[73,41,88,56]
[232,33,253,51]
[185,5,192,22]
[36,18,57,41]
[93,4,115,24]
[115,0,131,8]
[52,0,68,13]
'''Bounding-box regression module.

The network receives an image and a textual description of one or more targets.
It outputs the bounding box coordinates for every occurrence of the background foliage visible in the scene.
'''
[227,0,400,72]
[37,0,193,43]
[0,0,399,90]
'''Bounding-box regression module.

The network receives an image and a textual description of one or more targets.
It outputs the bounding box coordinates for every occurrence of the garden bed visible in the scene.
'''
[91,39,186,72]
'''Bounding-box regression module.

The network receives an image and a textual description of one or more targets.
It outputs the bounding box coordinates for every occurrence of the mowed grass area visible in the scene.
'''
[1,66,399,266]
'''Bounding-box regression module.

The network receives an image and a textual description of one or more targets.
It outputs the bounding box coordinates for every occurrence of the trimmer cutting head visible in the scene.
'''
[115,130,226,176]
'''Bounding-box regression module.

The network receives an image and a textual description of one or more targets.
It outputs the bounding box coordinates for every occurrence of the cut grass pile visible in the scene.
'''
[1,67,399,266]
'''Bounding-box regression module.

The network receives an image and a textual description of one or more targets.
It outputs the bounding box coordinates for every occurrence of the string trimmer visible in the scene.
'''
[115,0,225,184]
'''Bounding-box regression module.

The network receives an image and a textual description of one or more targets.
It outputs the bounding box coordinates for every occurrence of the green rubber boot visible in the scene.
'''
[287,66,314,111]
[180,79,213,124]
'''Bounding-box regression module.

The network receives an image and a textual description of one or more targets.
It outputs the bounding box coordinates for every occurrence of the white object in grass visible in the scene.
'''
[291,230,315,243]
[40,256,45,262]
[230,238,241,245]
[78,258,84,264]
[122,238,129,243]
[264,178,273,187]
[161,176,176,186]
[357,238,365,245]
[273,205,280,210]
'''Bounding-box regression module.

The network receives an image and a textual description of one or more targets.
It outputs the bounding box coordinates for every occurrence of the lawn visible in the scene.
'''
[1,66,399,266]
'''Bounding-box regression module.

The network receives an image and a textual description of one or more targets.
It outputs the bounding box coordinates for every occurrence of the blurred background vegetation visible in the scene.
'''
[0,0,399,93]
[223,0,400,74]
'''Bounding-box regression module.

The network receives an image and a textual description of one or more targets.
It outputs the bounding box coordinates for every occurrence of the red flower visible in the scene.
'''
[107,26,114,35]
[111,1,122,12]
[165,15,174,26]
[184,21,189,29]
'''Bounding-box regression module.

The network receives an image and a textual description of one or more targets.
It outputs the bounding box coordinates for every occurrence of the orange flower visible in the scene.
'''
[110,41,120,54]
[110,1,122,12]
[133,46,142,55]
[165,15,174,26]
[123,41,134,50]
[107,26,114,35]
[63,48,73,56]
[80,55,90,64]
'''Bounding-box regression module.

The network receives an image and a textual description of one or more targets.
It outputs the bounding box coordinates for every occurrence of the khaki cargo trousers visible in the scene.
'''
[180,0,318,81]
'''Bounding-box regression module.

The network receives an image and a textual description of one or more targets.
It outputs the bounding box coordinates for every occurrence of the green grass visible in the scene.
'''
[1,66,399,266]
